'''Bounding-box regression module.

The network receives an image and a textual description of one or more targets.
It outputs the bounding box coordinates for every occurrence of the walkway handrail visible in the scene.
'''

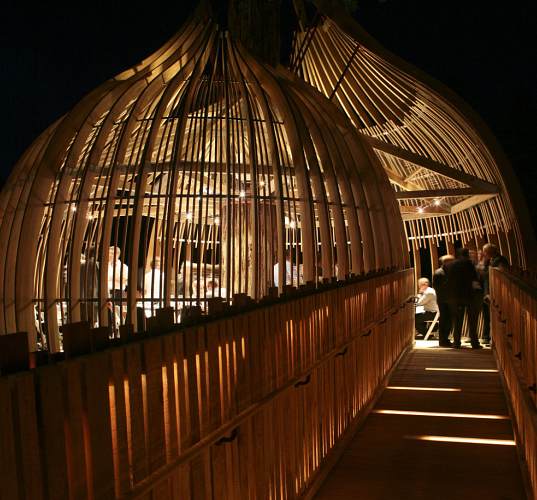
[0,269,414,500]
[490,267,537,497]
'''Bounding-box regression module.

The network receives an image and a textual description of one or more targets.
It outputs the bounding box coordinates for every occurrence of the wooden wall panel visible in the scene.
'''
[0,379,19,500]
[0,270,414,500]
[491,268,537,498]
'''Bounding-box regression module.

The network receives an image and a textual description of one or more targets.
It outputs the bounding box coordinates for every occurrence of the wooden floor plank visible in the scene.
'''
[315,346,527,500]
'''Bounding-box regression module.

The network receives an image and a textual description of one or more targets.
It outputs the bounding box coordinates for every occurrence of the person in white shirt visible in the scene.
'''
[143,257,164,317]
[415,277,439,337]
[273,248,303,288]
[144,257,163,300]
[107,246,129,332]
[107,246,128,296]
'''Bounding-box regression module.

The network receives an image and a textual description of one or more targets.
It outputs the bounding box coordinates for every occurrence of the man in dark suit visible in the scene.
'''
[432,254,455,347]
[476,243,510,343]
[445,248,482,349]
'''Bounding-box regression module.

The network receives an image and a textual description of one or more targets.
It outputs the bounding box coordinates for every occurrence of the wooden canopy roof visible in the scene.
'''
[297,0,535,268]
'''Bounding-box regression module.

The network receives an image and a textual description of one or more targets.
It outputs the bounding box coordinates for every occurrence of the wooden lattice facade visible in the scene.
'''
[0,6,406,351]
[294,0,535,275]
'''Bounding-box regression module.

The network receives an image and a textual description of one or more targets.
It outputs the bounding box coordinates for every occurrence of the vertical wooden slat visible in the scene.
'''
[0,378,19,500]
[125,343,148,484]
[110,348,131,496]
[143,339,166,473]
[84,353,115,500]
[11,374,42,500]
[184,326,202,446]
[37,365,70,500]
[64,362,89,500]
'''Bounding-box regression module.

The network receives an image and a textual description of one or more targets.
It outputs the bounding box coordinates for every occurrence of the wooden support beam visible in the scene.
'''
[395,187,485,200]
[400,193,498,220]
[385,167,422,191]
[360,133,499,194]
[450,194,497,214]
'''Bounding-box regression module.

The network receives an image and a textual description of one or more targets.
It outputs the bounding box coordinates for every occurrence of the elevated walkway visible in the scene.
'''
[315,345,527,499]
[1,268,535,499]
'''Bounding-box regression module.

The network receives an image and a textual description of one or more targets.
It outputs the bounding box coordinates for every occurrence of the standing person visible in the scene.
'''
[445,248,482,349]
[107,246,129,297]
[273,247,303,288]
[80,244,99,326]
[144,257,164,300]
[144,256,164,318]
[414,278,439,338]
[483,243,509,270]
[107,246,129,333]
[433,254,455,347]
[477,243,510,343]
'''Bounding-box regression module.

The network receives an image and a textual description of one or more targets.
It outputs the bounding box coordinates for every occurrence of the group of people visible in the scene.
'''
[105,246,226,330]
[414,243,508,348]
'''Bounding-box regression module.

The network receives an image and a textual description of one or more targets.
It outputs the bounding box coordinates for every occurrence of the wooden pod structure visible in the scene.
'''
[1,0,534,351]
[295,0,536,273]
[0,7,405,350]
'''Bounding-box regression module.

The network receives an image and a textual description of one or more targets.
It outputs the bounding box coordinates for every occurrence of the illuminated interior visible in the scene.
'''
[0,13,405,352]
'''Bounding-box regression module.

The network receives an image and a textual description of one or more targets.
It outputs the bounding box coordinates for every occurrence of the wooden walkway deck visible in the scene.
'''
[315,345,527,500]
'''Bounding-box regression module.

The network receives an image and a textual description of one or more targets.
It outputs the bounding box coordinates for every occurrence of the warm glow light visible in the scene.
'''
[239,190,246,198]
[434,199,441,206]
[259,180,265,187]
[108,383,120,498]
[406,435,516,446]
[70,205,77,212]
[386,386,461,392]
[417,207,424,213]
[123,378,133,486]
[214,216,220,225]
[185,212,193,221]
[141,374,149,453]
[289,220,296,229]
[374,409,509,420]
[425,368,498,373]
[161,366,170,460]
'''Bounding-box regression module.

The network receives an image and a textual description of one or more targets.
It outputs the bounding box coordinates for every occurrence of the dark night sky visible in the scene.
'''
[1,1,535,226]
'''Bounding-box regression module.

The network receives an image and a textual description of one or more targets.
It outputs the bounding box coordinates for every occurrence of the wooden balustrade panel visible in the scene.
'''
[0,270,413,500]
[490,268,537,498]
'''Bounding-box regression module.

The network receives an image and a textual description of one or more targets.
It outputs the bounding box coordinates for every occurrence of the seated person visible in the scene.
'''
[415,277,439,338]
